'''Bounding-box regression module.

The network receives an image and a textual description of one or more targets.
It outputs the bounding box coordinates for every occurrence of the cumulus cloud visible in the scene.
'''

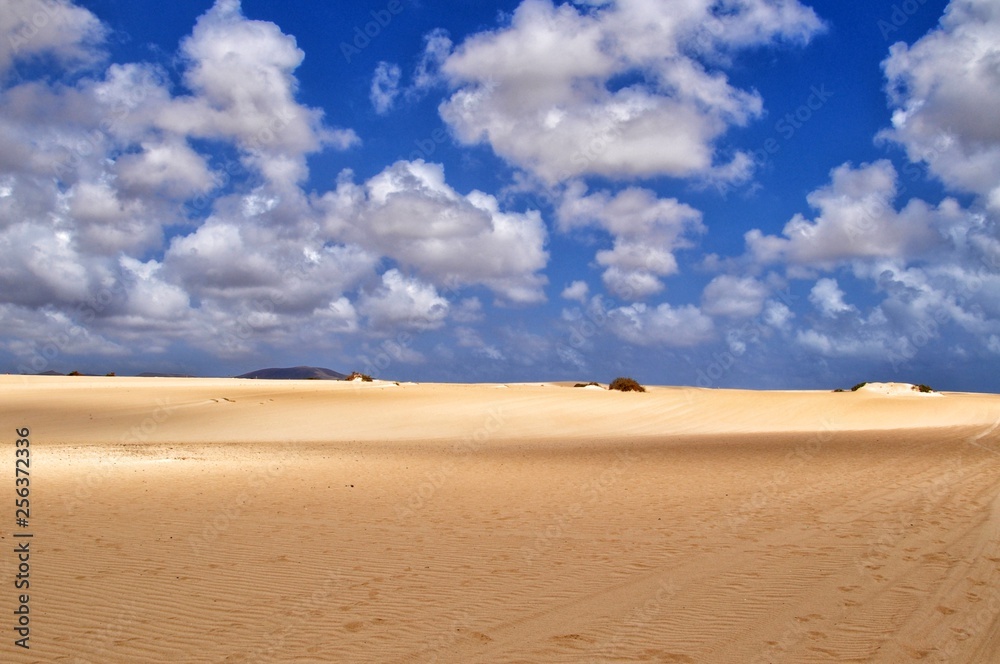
[702,275,769,318]
[455,326,505,361]
[558,182,704,299]
[745,160,947,268]
[0,0,384,367]
[1,0,106,78]
[561,280,589,302]
[321,160,549,304]
[159,0,358,188]
[438,0,822,184]
[880,0,1000,210]
[370,61,401,114]
[608,301,714,347]
[808,278,855,318]
[762,300,794,330]
[411,28,452,92]
[359,269,449,332]
[165,213,378,312]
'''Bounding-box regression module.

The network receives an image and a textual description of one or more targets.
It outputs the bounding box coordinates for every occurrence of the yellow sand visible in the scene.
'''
[2,375,999,663]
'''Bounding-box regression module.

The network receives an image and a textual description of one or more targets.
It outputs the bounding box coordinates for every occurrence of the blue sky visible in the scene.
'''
[2,0,999,391]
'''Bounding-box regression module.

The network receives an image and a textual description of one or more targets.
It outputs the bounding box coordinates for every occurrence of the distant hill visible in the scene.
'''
[236,366,348,381]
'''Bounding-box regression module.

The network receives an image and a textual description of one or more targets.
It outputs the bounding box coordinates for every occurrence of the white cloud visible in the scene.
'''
[359,269,450,332]
[315,297,359,334]
[795,328,888,360]
[608,301,714,347]
[745,160,946,267]
[411,28,452,92]
[164,213,378,312]
[1,0,106,78]
[114,138,218,200]
[118,257,191,321]
[63,180,163,254]
[763,300,794,330]
[370,61,401,114]
[321,160,549,304]
[157,0,358,188]
[455,326,505,361]
[561,280,589,302]
[702,275,769,318]
[808,278,855,318]
[558,182,704,299]
[451,297,484,323]
[0,304,127,368]
[438,0,822,184]
[881,0,1000,210]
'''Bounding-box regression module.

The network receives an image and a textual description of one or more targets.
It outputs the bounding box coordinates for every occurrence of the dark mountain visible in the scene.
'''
[236,366,348,380]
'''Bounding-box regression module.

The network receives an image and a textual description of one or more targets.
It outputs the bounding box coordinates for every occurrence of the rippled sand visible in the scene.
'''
[3,376,999,662]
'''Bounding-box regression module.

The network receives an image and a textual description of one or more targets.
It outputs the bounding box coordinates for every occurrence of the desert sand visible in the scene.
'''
[2,374,1000,663]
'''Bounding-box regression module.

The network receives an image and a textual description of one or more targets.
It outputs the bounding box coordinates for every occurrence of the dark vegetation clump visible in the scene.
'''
[850,382,868,391]
[574,381,601,388]
[915,384,934,393]
[345,371,374,382]
[69,370,82,376]
[833,388,845,392]
[608,377,645,392]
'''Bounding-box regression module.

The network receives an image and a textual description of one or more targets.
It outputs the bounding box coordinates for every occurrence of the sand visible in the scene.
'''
[2,375,999,663]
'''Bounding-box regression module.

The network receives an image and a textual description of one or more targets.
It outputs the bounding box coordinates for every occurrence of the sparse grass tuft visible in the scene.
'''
[609,377,645,392]
[574,382,601,388]
[345,371,373,382]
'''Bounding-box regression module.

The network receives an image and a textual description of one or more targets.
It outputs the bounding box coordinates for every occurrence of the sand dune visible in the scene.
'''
[2,375,999,662]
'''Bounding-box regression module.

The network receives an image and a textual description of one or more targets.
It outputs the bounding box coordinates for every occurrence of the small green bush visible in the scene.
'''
[609,377,645,392]
[345,371,373,382]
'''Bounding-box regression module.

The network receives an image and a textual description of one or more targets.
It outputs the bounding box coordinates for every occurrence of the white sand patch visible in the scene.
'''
[857,382,942,396]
